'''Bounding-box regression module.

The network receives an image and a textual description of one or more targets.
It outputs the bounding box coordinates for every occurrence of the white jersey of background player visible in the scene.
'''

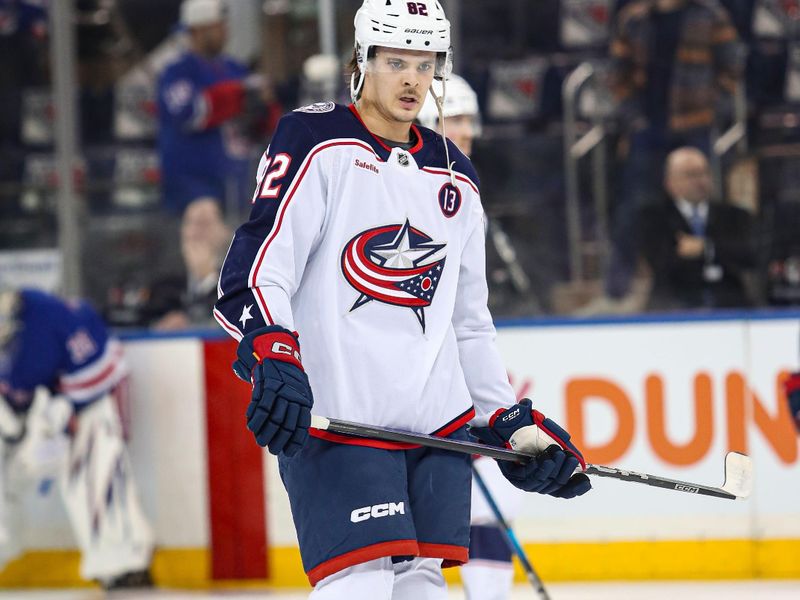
[419,76,526,600]
[0,289,152,589]
[214,1,590,598]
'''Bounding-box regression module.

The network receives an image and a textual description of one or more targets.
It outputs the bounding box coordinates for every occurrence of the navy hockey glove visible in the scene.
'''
[233,326,313,457]
[785,372,800,433]
[470,399,591,499]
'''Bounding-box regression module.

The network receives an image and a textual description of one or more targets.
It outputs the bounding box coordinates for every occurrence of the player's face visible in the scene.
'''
[666,155,714,204]
[362,48,437,133]
[440,114,478,157]
[191,21,227,57]
[181,199,228,249]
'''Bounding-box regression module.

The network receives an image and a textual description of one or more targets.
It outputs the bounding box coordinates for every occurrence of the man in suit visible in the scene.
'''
[639,147,755,310]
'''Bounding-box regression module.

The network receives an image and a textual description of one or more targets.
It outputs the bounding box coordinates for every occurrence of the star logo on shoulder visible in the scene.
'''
[239,304,254,329]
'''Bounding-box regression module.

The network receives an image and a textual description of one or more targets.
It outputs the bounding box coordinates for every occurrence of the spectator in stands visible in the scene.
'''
[0,0,48,150]
[157,0,281,215]
[605,0,743,304]
[149,196,230,329]
[639,147,754,310]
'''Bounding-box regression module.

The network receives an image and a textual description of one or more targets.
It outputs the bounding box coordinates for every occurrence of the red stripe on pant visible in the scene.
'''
[204,339,268,579]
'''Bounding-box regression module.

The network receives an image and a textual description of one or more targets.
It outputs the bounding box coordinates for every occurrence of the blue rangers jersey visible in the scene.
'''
[0,289,127,413]
[215,102,516,444]
[0,0,47,38]
[157,51,250,213]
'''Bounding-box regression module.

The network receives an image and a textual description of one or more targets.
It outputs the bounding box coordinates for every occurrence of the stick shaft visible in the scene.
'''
[312,415,530,461]
[472,467,550,600]
[311,415,742,500]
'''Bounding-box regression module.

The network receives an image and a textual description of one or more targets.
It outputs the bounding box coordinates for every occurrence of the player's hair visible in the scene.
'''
[346,49,360,90]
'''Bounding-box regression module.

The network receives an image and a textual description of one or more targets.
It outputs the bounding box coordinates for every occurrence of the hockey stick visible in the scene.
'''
[472,466,550,600]
[310,416,753,500]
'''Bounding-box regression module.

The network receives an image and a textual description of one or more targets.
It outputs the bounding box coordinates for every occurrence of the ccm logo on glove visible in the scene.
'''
[233,326,313,456]
[271,341,302,362]
[501,407,521,422]
[250,330,304,371]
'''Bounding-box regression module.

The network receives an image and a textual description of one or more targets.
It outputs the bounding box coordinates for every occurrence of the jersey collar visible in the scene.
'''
[348,104,424,155]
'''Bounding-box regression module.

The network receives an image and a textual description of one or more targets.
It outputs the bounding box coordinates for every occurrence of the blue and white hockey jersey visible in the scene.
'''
[215,102,516,441]
[157,51,250,213]
[0,289,127,413]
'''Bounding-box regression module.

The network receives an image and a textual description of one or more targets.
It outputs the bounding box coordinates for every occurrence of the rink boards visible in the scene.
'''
[1,312,799,588]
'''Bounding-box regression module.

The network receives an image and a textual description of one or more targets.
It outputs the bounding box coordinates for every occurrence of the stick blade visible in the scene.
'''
[721,452,753,499]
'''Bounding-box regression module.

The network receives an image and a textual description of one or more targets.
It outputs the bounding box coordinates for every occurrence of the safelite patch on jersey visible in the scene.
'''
[341,219,446,332]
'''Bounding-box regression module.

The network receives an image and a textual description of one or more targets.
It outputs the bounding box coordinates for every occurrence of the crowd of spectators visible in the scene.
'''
[605,0,743,301]
[1,0,800,326]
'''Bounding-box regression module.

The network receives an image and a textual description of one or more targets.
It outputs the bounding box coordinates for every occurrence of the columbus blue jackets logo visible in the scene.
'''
[341,220,446,332]
[294,101,335,113]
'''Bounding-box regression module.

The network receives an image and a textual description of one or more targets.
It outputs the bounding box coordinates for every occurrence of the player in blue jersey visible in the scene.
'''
[157,0,280,214]
[0,288,153,589]
[214,1,591,597]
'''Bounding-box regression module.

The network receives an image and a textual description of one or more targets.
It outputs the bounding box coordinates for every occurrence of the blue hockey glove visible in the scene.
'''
[785,372,800,433]
[470,399,591,499]
[233,326,313,457]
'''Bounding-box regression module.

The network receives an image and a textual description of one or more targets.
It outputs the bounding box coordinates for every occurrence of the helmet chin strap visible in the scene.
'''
[350,68,366,105]
[429,79,456,186]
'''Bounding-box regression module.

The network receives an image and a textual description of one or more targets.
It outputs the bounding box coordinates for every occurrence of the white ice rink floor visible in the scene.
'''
[2,582,799,599]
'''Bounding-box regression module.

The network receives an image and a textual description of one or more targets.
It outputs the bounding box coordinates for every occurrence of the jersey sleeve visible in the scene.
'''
[158,63,245,132]
[214,113,327,339]
[452,209,517,423]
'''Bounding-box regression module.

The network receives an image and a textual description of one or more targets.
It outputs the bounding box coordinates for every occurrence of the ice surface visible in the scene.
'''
[1,581,799,599]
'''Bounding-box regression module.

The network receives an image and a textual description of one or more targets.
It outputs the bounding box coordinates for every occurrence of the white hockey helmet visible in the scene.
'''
[417,74,479,130]
[351,0,453,101]
[180,0,227,28]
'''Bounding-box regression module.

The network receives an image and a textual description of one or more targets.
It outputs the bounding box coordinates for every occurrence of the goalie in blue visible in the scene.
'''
[0,288,153,589]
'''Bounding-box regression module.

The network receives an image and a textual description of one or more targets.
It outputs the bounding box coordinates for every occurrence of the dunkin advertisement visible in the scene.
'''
[489,316,800,580]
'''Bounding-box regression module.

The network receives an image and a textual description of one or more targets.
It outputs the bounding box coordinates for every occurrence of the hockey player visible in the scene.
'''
[418,75,527,600]
[0,288,153,589]
[157,0,281,214]
[214,1,591,597]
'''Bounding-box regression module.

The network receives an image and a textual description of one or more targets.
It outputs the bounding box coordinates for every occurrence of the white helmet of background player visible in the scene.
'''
[417,74,480,130]
[417,74,481,156]
[351,0,453,102]
[180,0,226,28]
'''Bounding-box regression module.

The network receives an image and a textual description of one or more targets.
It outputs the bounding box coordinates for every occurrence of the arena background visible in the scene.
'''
[1,0,800,595]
